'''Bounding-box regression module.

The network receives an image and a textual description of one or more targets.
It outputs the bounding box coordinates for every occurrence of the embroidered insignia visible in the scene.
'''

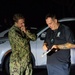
[57,32,60,37]
[51,39,54,43]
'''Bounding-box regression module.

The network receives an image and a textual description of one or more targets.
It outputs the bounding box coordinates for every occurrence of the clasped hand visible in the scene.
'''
[43,44,58,52]
[21,26,26,33]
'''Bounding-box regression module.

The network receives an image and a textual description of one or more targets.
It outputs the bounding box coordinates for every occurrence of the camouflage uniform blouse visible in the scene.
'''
[8,25,36,64]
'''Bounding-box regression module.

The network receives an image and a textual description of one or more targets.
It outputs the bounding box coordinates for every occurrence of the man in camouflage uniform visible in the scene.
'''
[8,14,36,75]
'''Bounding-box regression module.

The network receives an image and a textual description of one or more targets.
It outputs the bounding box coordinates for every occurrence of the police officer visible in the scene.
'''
[8,14,36,75]
[43,13,75,75]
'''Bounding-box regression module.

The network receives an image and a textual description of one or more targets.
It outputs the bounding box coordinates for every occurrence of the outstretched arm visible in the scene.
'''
[51,43,75,49]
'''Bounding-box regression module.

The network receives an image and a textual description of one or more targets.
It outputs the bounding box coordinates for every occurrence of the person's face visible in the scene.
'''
[16,19,25,28]
[46,17,58,30]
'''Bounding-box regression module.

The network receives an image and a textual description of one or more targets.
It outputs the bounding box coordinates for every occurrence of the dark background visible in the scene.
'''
[0,0,75,30]
[0,0,75,75]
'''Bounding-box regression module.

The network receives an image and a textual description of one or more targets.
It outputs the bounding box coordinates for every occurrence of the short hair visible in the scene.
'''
[45,13,57,20]
[13,13,25,22]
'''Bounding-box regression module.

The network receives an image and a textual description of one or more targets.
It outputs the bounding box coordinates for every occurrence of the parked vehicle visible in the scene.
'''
[0,18,75,74]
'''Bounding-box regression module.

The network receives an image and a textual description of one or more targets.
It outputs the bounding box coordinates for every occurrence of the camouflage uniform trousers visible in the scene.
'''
[10,61,32,75]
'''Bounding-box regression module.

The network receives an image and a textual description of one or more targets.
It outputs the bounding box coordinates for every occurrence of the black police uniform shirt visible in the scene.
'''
[44,24,75,63]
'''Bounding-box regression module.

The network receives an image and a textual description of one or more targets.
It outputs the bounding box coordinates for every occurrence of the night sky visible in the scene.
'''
[0,0,75,29]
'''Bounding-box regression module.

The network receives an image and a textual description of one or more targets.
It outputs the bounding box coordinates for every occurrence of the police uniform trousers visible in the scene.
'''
[46,52,70,75]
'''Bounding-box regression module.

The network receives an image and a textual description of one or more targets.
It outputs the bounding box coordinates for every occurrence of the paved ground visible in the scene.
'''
[70,65,75,75]
[0,68,47,75]
[0,66,75,75]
